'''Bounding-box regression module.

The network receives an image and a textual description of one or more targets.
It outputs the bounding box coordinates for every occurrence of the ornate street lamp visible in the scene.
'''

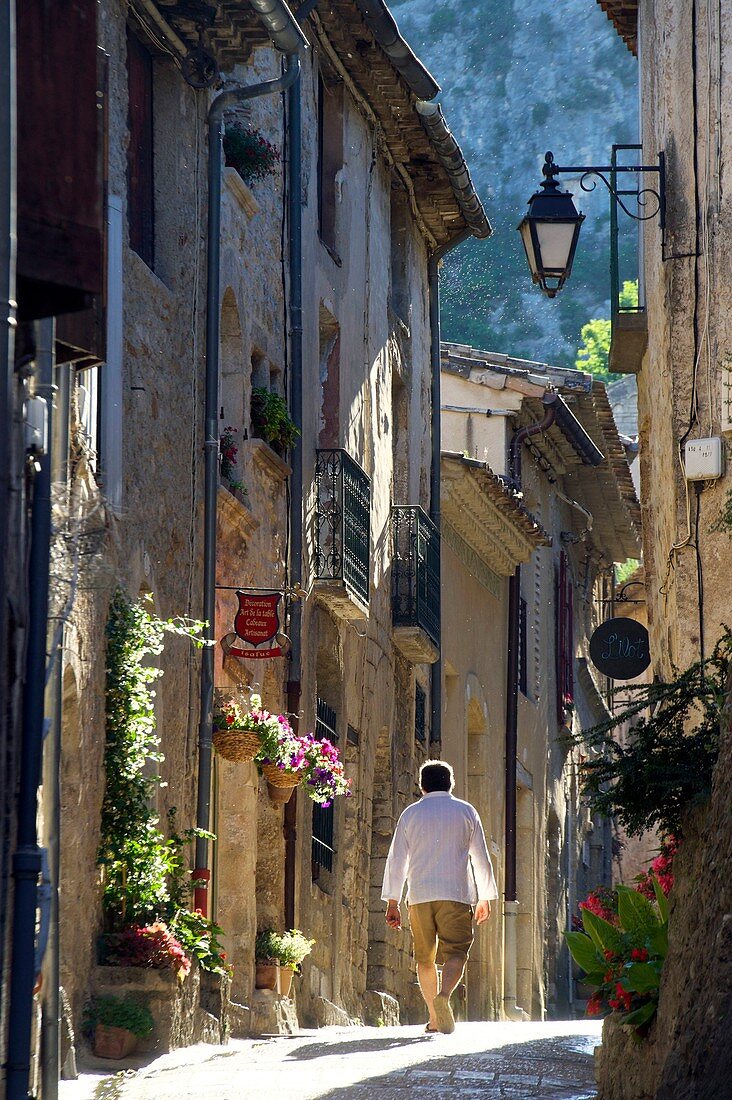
[519,147,666,299]
[518,152,584,298]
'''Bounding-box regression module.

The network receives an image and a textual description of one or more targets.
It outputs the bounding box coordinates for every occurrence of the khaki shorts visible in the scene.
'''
[408,900,474,966]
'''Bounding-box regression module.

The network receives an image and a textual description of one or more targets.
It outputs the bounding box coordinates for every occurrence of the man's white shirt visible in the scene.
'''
[381,791,498,906]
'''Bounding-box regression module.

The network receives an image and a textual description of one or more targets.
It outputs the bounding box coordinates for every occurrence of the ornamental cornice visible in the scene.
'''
[441,456,550,576]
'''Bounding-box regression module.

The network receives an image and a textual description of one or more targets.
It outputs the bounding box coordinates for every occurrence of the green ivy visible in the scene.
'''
[99,590,208,930]
[573,630,731,837]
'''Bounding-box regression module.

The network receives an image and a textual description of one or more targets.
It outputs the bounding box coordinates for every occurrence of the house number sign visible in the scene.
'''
[589,617,651,680]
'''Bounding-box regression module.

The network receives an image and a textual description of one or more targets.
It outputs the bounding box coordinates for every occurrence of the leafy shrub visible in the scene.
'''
[169,909,231,977]
[573,630,731,837]
[83,996,154,1039]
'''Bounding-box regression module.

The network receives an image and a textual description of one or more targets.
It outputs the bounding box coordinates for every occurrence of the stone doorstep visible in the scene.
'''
[246,989,299,1037]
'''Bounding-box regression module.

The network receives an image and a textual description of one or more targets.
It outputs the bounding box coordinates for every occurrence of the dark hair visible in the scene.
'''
[419,761,454,793]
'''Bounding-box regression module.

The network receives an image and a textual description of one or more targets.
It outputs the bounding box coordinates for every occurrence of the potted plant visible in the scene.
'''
[223,125,279,187]
[254,929,285,992]
[250,387,300,454]
[276,929,315,998]
[85,996,154,1059]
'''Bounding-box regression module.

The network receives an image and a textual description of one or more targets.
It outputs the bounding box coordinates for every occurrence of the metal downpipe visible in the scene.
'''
[40,360,71,1100]
[0,0,17,998]
[7,318,56,1100]
[503,402,556,1021]
[284,64,303,930]
[427,228,471,749]
[194,55,302,916]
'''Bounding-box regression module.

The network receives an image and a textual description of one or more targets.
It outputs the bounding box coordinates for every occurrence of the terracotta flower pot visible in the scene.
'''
[93,1024,138,1059]
[255,961,280,992]
[279,968,294,998]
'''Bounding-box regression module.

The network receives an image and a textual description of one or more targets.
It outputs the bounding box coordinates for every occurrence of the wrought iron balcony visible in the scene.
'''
[391,506,440,663]
[315,449,371,614]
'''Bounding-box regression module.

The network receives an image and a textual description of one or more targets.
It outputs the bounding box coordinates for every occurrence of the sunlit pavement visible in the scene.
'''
[60,1020,602,1099]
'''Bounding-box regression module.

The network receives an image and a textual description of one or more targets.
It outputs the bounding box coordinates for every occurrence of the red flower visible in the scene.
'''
[587,994,603,1017]
[631,948,649,962]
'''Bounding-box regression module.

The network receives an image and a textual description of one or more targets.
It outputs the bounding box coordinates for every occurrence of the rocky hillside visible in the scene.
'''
[393,0,638,367]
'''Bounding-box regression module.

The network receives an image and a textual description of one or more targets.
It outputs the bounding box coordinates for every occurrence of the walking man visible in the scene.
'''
[382,760,498,1034]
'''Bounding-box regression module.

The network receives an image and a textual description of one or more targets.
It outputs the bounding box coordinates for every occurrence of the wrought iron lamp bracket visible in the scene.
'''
[543,150,666,230]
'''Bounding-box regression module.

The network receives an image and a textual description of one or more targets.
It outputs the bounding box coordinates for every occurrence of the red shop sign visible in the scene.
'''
[223,590,283,660]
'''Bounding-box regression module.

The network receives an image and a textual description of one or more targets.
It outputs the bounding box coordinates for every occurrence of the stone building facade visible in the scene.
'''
[439,342,640,1021]
[2,1,492,1082]
[594,0,732,1094]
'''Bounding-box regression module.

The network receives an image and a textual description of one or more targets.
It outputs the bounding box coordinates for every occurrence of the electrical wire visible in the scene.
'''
[694,483,705,663]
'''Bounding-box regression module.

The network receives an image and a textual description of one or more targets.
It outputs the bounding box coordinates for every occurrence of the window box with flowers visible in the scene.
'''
[223,125,280,188]
[250,388,300,456]
[219,426,248,504]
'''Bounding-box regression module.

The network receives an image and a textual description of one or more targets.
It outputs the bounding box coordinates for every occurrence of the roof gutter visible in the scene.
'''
[353,0,440,100]
[246,0,310,54]
[416,101,492,240]
[509,392,604,484]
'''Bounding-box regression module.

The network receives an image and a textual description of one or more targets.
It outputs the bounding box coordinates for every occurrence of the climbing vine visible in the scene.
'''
[573,630,731,837]
[99,590,208,930]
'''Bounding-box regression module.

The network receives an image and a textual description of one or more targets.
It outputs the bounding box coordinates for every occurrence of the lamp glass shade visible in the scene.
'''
[518,182,584,297]
[534,219,580,273]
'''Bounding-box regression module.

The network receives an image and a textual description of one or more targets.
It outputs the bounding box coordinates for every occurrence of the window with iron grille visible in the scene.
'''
[556,551,575,724]
[312,698,338,879]
[414,683,426,743]
[518,596,528,697]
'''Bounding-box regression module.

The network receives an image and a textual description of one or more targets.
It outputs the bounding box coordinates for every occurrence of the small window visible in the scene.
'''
[317,75,343,253]
[390,187,410,324]
[312,697,338,880]
[414,682,426,743]
[126,29,154,268]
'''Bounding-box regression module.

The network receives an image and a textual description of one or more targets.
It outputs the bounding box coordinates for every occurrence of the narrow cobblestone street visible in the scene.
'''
[61,1021,601,1100]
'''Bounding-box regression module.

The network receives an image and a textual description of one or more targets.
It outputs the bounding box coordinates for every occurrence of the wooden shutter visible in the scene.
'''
[126,29,154,268]
[556,551,575,723]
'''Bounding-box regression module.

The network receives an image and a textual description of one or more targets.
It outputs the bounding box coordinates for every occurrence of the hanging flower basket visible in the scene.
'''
[262,762,302,804]
[212,727,262,763]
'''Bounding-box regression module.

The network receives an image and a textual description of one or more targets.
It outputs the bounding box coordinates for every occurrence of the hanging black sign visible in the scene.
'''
[589,617,651,680]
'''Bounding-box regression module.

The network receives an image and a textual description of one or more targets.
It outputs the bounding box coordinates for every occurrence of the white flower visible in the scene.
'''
[250,693,262,710]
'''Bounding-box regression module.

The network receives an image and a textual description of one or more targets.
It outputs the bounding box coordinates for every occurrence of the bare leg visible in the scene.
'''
[416,962,439,1029]
[439,954,467,1000]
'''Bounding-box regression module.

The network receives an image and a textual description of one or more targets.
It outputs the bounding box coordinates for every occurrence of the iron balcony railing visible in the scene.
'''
[391,506,440,649]
[315,449,371,606]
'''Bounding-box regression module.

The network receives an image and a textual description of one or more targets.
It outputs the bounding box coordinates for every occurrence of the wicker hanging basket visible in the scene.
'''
[212,727,262,763]
[261,762,302,789]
